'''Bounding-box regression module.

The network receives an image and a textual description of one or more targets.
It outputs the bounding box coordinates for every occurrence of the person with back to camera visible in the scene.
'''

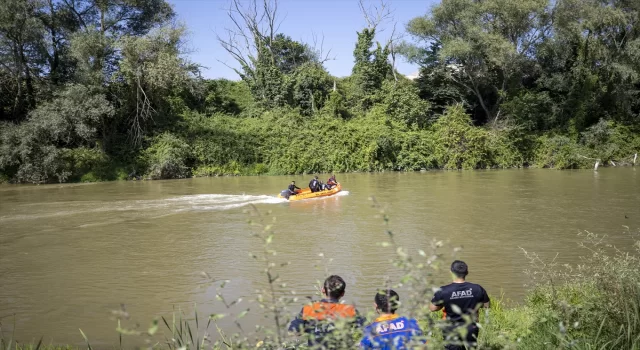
[309,175,321,192]
[429,260,490,350]
[360,289,424,349]
[288,275,365,346]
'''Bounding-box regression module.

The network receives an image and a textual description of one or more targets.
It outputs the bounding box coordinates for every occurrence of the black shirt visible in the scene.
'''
[431,281,490,323]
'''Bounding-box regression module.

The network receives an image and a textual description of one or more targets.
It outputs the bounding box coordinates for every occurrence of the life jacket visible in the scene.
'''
[299,301,359,346]
[302,301,357,320]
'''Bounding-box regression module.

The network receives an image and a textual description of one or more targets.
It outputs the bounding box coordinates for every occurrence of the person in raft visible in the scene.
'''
[289,275,365,346]
[325,174,337,190]
[309,175,322,192]
[287,181,301,196]
[430,260,490,350]
[359,289,424,349]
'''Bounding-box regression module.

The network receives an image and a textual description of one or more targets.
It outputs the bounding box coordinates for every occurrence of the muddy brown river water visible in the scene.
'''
[1,169,639,347]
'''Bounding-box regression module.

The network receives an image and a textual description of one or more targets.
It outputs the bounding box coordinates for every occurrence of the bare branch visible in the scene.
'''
[358,0,394,31]
[129,72,156,147]
[216,0,282,77]
[216,59,245,78]
[389,22,399,83]
[311,31,336,64]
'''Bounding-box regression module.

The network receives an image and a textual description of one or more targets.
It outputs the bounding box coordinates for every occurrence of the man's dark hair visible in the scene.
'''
[291,181,295,183]
[323,275,346,299]
[451,260,469,278]
[375,289,400,313]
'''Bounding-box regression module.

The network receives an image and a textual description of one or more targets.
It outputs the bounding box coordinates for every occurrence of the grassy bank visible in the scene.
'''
[4,105,639,184]
[480,233,640,349]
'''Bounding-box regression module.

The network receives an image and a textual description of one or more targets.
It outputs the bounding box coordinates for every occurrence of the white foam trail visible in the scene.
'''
[174,194,287,212]
[1,194,288,223]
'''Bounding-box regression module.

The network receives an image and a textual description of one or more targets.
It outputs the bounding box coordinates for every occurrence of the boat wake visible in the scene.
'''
[0,194,288,223]
[168,194,288,211]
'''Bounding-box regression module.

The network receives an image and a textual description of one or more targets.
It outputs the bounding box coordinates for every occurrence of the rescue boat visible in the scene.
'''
[278,183,342,201]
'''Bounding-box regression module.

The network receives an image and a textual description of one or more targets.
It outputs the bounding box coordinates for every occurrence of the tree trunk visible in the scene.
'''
[47,0,60,84]
[11,42,24,119]
[464,70,493,122]
[20,43,35,110]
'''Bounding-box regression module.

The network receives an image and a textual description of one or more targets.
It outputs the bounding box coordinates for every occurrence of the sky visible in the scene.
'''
[169,0,438,80]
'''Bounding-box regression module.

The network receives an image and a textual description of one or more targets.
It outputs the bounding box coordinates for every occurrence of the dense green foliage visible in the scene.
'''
[1,0,640,184]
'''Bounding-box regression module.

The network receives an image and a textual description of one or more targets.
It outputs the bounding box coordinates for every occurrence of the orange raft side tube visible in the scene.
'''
[278,183,342,201]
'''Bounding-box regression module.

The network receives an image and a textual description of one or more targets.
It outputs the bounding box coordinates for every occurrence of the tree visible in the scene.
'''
[116,25,197,146]
[400,40,469,117]
[350,0,394,111]
[0,0,47,121]
[0,84,114,183]
[291,62,333,115]
[217,0,329,109]
[533,0,640,131]
[271,33,316,74]
[404,0,551,125]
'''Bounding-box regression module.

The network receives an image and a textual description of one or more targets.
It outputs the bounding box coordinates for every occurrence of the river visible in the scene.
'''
[1,169,639,347]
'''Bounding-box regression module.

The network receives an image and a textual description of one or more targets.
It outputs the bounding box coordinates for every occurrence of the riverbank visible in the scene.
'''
[3,105,640,185]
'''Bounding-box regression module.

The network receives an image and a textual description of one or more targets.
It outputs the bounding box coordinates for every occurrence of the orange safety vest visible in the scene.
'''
[302,302,356,321]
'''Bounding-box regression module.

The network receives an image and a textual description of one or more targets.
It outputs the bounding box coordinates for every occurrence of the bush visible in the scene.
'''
[396,130,437,170]
[431,105,493,169]
[64,147,112,182]
[534,135,588,169]
[0,85,114,184]
[141,132,192,179]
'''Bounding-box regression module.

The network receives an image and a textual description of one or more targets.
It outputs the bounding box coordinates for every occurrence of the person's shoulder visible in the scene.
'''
[466,281,487,290]
[362,321,376,333]
[437,283,457,292]
[399,316,422,328]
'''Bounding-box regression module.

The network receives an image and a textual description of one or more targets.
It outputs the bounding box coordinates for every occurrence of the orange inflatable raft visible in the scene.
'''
[278,183,342,201]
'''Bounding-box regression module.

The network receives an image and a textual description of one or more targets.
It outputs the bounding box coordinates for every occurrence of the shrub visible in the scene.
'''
[534,135,588,169]
[64,147,113,182]
[141,132,192,179]
[432,105,493,169]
